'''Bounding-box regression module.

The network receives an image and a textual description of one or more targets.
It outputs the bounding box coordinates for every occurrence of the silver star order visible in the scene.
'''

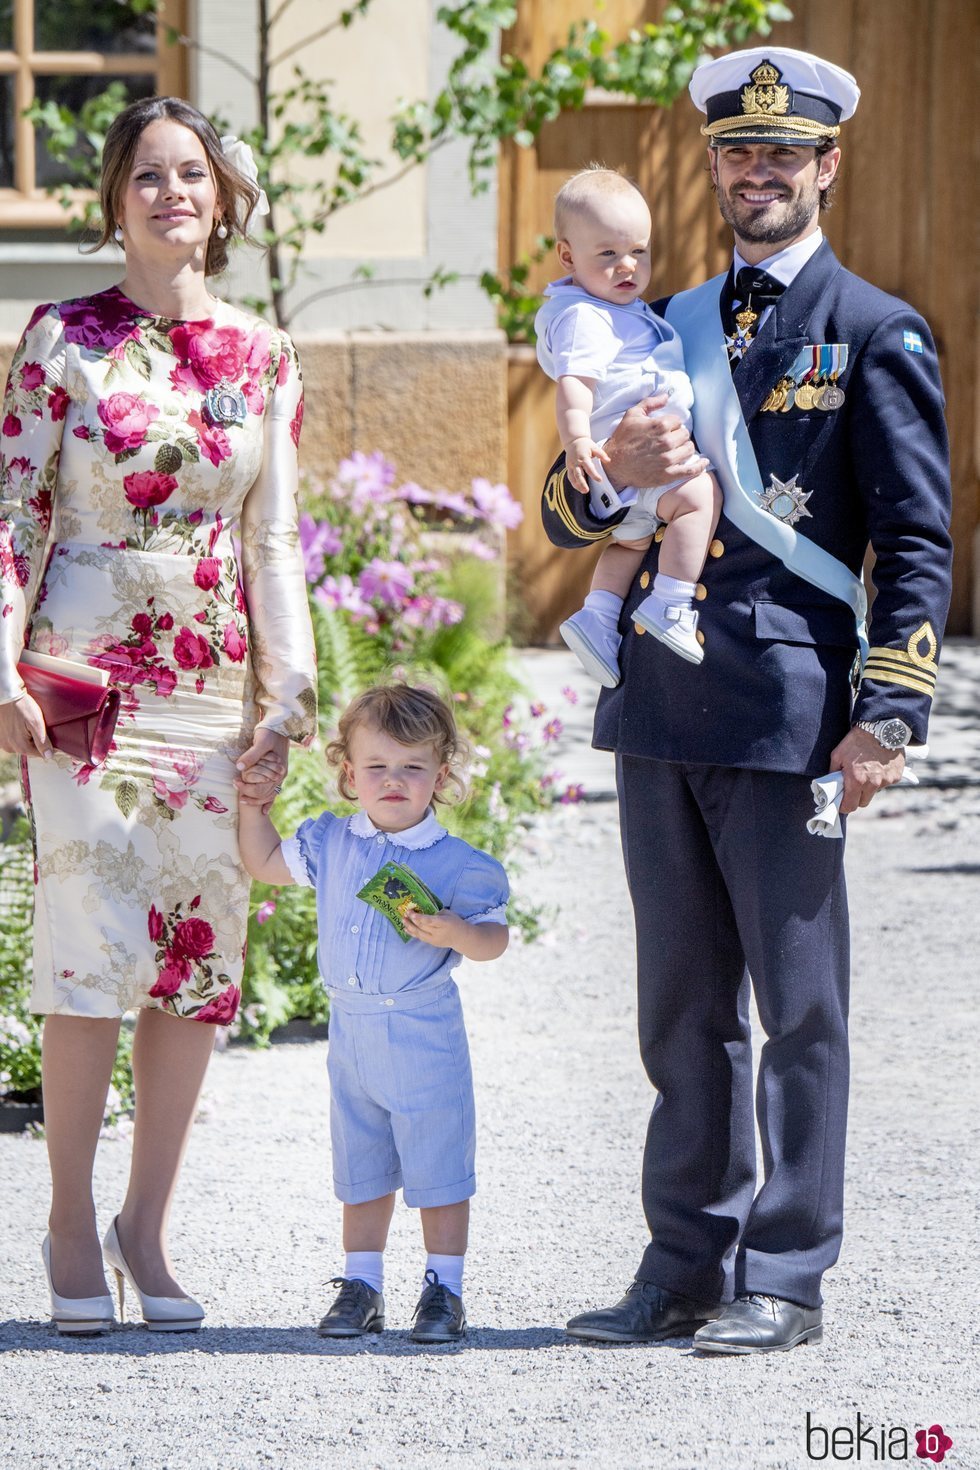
[757,473,813,525]
[725,328,752,360]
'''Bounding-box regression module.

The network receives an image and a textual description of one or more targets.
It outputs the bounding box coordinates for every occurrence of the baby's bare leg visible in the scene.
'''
[654,471,722,583]
[591,535,654,599]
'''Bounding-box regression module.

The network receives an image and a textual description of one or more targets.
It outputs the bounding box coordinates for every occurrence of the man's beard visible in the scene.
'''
[716,179,820,244]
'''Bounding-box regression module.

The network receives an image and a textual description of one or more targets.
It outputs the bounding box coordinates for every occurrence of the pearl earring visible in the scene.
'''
[113,226,124,244]
[215,222,228,239]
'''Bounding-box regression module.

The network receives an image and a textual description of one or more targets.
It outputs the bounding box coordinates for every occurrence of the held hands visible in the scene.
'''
[603,392,709,492]
[829,727,906,815]
[0,692,52,760]
[235,728,289,813]
[566,436,611,494]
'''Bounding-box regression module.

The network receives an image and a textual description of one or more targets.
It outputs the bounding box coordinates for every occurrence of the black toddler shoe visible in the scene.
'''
[566,1281,723,1343]
[317,1277,385,1338]
[694,1293,823,1354]
[411,1269,466,1343]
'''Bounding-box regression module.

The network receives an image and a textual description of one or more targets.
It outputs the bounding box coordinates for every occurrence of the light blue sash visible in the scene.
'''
[665,275,868,663]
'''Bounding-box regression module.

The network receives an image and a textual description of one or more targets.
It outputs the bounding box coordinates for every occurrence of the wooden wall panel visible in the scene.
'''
[504,0,980,639]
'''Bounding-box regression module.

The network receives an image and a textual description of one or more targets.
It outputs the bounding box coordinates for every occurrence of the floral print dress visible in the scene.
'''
[0,287,317,1025]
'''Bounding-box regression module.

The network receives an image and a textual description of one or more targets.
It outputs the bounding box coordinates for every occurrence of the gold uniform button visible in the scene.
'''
[696,629,705,646]
[694,583,707,601]
[654,527,666,543]
[639,571,650,590]
[708,539,724,558]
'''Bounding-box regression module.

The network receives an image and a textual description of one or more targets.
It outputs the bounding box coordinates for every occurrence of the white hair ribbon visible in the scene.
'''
[220,135,271,218]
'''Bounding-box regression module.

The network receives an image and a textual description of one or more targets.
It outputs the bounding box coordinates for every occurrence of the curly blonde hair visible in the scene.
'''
[326,683,470,806]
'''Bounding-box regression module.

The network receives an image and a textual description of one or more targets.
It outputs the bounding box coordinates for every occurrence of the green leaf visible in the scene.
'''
[114,781,139,819]
[124,338,153,381]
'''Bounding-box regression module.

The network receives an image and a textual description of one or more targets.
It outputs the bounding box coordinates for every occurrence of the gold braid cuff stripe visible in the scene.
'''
[702,116,840,141]
[862,662,936,698]
[544,470,611,543]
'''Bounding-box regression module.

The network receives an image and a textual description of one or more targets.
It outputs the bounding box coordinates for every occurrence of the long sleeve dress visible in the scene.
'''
[0,286,318,1025]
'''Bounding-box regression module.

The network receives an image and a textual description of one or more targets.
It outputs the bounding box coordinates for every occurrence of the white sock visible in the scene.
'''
[652,573,696,609]
[424,1252,465,1298]
[583,589,623,631]
[345,1251,384,1293]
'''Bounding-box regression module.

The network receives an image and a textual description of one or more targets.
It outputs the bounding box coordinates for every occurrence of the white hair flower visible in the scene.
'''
[220,135,271,218]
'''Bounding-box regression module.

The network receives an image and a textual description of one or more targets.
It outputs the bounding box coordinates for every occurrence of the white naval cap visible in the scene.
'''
[689,46,860,145]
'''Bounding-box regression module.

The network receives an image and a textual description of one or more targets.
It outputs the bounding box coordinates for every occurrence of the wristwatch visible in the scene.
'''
[854,717,912,750]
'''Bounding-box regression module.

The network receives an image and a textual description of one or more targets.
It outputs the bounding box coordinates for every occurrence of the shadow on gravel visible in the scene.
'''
[908,863,980,875]
[0,1322,591,1355]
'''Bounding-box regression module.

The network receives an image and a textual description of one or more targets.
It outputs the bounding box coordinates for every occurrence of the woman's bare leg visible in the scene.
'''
[115,1008,216,1296]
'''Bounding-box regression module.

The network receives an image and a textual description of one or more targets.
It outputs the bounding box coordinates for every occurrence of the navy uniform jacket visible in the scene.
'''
[541,240,953,776]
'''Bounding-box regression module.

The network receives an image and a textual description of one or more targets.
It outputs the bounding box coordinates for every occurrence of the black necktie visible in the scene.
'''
[729,267,785,326]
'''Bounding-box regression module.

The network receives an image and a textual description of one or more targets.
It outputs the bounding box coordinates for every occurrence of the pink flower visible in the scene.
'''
[194,984,241,1026]
[277,347,290,385]
[334,451,396,510]
[187,409,231,467]
[470,476,524,529]
[560,783,585,804]
[256,900,276,926]
[173,627,215,670]
[222,622,247,662]
[298,513,342,581]
[131,612,153,637]
[193,558,222,591]
[59,290,143,351]
[172,916,215,960]
[2,413,21,437]
[314,574,372,619]
[148,905,165,941]
[289,396,304,448]
[151,666,178,697]
[124,470,178,509]
[150,951,192,996]
[358,557,414,606]
[154,778,190,811]
[20,362,45,391]
[245,326,273,380]
[242,382,265,415]
[168,322,248,391]
[156,612,174,631]
[530,702,546,718]
[47,387,70,421]
[561,685,579,704]
[98,392,160,454]
[202,794,228,813]
[542,718,563,743]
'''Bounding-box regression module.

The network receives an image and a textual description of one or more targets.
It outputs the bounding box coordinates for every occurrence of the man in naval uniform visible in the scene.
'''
[545,47,953,1353]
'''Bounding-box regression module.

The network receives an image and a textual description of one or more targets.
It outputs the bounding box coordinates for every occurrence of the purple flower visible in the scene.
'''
[431,489,472,517]
[561,685,579,705]
[298,513,342,582]
[470,477,524,530]
[401,482,433,505]
[560,783,585,804]
[256,900,277,926]
[314,574,372,619]
[358,557,415,605]
[501,704,514,730]
[530,702,546,718]
[334,451,397,510]
[542,718,563,743]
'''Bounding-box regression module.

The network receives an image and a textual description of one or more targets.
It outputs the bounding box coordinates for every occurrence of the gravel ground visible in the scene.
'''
[2,645,978,1470]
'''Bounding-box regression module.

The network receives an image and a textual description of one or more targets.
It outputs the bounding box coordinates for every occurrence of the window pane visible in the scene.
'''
[34,74,155,188]
[0,1,12,50]
[0,76,13,187]
[34,1,156,54]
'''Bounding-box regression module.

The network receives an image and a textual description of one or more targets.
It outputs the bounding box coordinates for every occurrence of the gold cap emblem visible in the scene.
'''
[740,59,792,117]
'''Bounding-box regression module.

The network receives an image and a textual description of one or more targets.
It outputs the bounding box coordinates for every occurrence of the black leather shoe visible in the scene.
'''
[694,1293,823,1354]
[317,1277,385,1338]
[565,1281,723,1343]
[411,1269,466,1343]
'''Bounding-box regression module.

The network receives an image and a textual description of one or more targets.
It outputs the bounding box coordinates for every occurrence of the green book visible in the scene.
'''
[356,860,444,943]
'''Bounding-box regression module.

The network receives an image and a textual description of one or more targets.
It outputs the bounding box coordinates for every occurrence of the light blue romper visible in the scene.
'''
[281,808,509,1207]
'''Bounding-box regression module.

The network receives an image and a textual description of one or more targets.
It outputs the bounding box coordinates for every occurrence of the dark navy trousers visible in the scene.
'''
[616,755,850,1310]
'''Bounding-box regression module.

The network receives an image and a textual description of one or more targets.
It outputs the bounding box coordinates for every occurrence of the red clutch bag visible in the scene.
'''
[16,658,121,766]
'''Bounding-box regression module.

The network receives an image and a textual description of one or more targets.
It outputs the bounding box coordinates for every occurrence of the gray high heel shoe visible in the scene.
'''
[102,1218,204,1332]
[41,1234,114,1335]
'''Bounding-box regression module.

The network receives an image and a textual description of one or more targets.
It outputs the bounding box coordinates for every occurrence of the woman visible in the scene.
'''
[0,97,317,1332]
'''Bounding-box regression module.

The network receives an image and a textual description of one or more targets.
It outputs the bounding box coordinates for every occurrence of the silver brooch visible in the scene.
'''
[204,384,248,426]
[758,473,812,525]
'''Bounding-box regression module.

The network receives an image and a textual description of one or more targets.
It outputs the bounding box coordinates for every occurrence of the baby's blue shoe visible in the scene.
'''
[559,607,621,687]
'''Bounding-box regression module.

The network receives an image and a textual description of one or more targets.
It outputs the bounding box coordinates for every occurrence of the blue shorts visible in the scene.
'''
[326,979,476,1208]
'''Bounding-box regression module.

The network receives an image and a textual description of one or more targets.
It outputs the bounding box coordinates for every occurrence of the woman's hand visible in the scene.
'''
[0,692,52,759]
[235,728,289,813]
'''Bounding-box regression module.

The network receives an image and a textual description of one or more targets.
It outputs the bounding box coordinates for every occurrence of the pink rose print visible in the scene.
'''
[72,424,91,440]
[169,322,248,392]
[193,558,222,591]
[915,1426,953,1463]
[20,362,45,392]
[157,612,175,631]
[277,347,290,386]
[222,622,247,663]
[59,289,144,351]
[2,413,22,437]
[289,396,304,448]
[148,905,165,942]
[202,794,228,813]
[242,382,265,415]
[194,984,241,1025]
[187,409,231,467]
[48,387,70,421]
[124,470,178,509]
[98,392,160,455]
[149,952,193,997]
[173,627,215,671]
[245,325,273,380]
[172,916,216,960]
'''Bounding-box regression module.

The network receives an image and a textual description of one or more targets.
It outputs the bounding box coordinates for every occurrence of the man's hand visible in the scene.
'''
[603,392,709,492]
[829,727,906,815]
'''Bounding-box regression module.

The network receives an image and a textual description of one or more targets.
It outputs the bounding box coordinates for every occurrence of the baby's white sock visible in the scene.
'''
[583,589,624,630]
[424,1252,465,1298]
[652,573,696,609]
[345,1251,384,1293]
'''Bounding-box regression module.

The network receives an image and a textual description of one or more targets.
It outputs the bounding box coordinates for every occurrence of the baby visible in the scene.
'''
[535,165,722,679]
[238,682,509,1343]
